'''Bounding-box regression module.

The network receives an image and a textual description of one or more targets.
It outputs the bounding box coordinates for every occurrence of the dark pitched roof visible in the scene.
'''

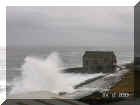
[83,51,115,58]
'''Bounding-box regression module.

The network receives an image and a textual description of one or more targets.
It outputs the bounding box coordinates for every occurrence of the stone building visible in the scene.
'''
[83,51,117,73]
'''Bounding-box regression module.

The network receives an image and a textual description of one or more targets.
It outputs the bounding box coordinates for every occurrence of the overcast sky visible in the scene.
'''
[7,6,134,47]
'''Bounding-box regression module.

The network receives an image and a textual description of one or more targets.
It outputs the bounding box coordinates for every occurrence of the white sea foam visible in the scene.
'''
[10,52,104,95]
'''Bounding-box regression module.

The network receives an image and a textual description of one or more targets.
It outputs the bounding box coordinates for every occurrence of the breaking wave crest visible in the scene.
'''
[10,52,103,95]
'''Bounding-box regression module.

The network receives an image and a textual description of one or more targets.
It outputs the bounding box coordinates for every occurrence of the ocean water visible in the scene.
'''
[5,46,133,96]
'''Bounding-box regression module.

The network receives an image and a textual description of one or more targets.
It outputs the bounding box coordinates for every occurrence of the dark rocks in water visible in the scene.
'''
[63,67,85,73]
[63,67,115,74]
[59,92,67,96]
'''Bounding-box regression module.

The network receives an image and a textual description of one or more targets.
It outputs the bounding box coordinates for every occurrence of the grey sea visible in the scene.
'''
[0,46,135,104]
[5,46,133,94]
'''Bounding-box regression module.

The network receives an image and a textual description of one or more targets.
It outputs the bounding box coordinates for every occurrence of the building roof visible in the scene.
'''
[83,51,115,58]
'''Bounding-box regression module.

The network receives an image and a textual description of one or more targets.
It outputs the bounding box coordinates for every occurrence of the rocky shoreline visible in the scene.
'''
[62,63,135,105]
[63,66,116,74]
[78,63,135,105]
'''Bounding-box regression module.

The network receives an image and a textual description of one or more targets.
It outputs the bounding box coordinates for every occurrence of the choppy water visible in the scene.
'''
[5,46,133,96]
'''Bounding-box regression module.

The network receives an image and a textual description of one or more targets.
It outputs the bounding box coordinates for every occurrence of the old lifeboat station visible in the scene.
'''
[64,51,117,73]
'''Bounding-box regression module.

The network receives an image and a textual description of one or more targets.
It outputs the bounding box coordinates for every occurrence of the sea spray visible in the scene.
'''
[10,52,104,95]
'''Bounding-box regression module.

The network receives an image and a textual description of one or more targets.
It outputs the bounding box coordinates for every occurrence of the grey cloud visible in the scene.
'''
[7,6,133,47]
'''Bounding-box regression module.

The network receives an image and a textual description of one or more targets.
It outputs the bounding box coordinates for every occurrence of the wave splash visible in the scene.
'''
[10,52,103,95]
